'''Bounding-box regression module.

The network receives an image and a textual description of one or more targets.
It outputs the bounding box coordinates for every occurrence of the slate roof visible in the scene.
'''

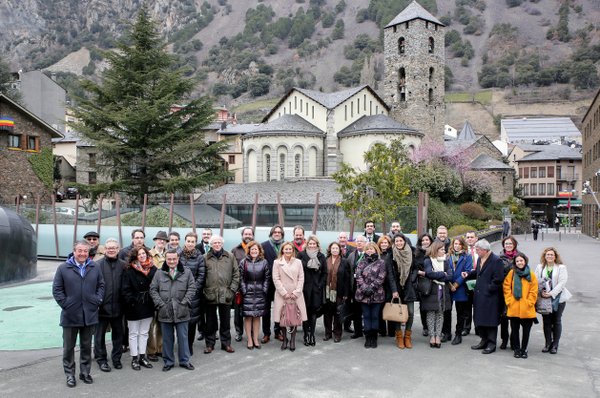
[196,179,342,205]
[219,123,260,135]
[158,203,242,228]
[469,154,513,170]
[518,144,582,162]
[501,117,581,142]
[385,1,443,28]
[0,93,63,139]
[52,129,80,143]
[243,114,324,138]
[457,121,477,140]
[444,138,477,152]
[338,114,420,137]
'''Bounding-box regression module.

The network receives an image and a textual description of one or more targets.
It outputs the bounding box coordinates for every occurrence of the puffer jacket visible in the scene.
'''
[204,250,240,305]
[239,257,270,317]
[179,248,206,322]
[150,261,196,323]
[503,268,538,319]
[355,256,386,304]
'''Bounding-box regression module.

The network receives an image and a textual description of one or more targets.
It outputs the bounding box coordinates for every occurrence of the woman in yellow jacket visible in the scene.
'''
[503,253,538,359]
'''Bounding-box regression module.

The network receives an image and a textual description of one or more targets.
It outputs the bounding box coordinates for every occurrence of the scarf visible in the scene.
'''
[512,265,532,300]
[213,248,224,259]
[306,249,320,270]
[293,240,305,253]
[503,249,518,261]
[270,238,283,256]
[241,241,248,253]
[326,256,340,301]
[182,247,196,259]
[431,257,445,285]
[132,257,153,276]
[392,244,412,287]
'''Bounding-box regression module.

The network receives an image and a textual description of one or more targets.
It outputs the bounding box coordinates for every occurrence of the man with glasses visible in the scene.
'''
[261,225,285,343]
[196,228,213,255]
[93,238,125,373]
[84,231,105,261]
[118,229,146,261]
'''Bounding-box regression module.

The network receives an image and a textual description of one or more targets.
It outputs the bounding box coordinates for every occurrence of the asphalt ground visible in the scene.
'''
[0,230,598,398]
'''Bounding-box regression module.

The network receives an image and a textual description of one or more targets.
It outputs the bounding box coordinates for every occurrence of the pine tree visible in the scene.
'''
[71,6,229,203]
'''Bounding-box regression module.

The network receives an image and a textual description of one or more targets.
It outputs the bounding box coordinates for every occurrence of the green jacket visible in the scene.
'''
[203,250,240,305]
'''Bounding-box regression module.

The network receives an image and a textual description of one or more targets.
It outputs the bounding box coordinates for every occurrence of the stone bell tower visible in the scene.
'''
[383,1,445,141]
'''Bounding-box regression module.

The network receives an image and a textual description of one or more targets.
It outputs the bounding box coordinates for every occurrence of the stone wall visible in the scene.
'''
[467,169,514,203]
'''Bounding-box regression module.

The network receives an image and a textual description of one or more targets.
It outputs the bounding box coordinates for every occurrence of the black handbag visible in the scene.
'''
[417,276,433,296]
[336,301,352,323]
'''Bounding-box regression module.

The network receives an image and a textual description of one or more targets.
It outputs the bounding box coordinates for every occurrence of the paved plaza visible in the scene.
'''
[0,230,598,397]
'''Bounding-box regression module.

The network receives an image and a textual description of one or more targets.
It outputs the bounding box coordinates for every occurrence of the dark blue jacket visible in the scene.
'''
[52,255,105,327]
[447,253,473,302]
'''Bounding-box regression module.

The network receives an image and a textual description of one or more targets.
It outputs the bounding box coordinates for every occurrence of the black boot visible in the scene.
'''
[139,354,153,369]
[131,356,140,371]
[451,334,462,345]
[371,332,378,349]
[289,328,297,352]
[364,331,371,348]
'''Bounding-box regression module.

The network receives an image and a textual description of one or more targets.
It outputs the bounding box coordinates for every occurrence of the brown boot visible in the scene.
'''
[395,330,405,349]
[404,330,413,349]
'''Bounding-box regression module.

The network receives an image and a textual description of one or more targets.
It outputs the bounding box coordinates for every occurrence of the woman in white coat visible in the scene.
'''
[273,242,307,351]
[534,247,571,354]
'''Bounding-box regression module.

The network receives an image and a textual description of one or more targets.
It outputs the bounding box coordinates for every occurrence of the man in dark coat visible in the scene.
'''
[231,226,255,342]
[53,240,105,388]
[260,225,285,343]
[363,221,381,243]
[196,228,212,254]
[118,229,146,261]
[337,231,355,259]
[464,239,505,354]
[93,238,125,373]
[346,235,367,338]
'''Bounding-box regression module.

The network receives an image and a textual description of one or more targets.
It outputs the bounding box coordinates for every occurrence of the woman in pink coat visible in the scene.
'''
[273,242,308,351]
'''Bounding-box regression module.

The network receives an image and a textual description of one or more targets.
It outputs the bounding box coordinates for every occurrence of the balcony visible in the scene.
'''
[556,173,578,182]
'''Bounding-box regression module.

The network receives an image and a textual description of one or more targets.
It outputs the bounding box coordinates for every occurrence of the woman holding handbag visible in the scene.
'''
[446,237,472,346]
[322,242,351,342]
[273,242,307,351]
[503,253,538,359]
[389,233,417,349]
[422,241,452,348]
[415,233,433,336]
[239,241,270,350]
[534,247,571,354]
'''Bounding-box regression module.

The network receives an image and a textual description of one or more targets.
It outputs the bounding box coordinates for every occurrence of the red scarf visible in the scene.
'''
[132,258,153,276]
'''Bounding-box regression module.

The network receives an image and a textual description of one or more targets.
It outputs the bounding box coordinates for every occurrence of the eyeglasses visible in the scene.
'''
[86,237,98,241]
[105,246,119,251]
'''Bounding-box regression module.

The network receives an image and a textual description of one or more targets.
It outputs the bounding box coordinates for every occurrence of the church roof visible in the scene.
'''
[243,114,324,138]
[469,154,513,170]
[337,114,421,137]
[518,144,582,162]
[385,1,443,28]
[262,85,389,122]
[457,121,477,140]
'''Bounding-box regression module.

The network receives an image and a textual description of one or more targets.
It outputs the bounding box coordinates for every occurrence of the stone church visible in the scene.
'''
[238,1,444,183]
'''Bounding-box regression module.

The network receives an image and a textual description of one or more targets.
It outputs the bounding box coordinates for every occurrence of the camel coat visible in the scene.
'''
[272,257,308,322]
[503,268,538,319]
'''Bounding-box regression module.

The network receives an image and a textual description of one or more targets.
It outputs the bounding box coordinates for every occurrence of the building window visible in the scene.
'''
[294,97,297,110]
[300,99,303,111]
[405,21,409,29]
[375,105,379,114]
[428,88,433,105]
[88,153,96,167]
[363,94,366,110]
[547,166,554,177]
[265,154,271,181]
[547,183,555,195]
[530,167,537,178]
[523,184,529,196]
[357,98,360,114]
[398,37,405,54]
[518,167,523,177]
[539,183,545,195]
[8,134,20,148]
[295,154,302,177]
[279,154,285,180]
[27,136,38,151]
[351,102,354,118]
[399,67,406,101]
[428,37,434,53]
[344,105,347,121]
[89,172,97,185]
[523,167,529,178]
[539,167,546,178]
[429,67,434,82]
[530,184,537,196]
[312,106,314,119]
[228,155,235,164]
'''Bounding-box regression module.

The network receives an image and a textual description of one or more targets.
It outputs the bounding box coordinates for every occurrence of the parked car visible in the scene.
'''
[55,191,64,202]
[66,187,78,199]
[56,207,76,216]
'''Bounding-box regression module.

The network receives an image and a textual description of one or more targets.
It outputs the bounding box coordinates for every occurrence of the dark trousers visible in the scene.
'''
[478,325,498,349]
[94,316,123,365]
[323,300,343,339]
[543,302,566,348]
[509,317,534,352]
[302,311,318,338]
[454,301,470,335]
[206,304,232,347]
[500,314,510,343]
[351,299,363,334]
[197,297,206,335]
[464,292,473,332]
[420,306,428,331]
[188,320,198,355]
[442,309,452,337]
[361,303,382,332]
[233,300,243,336]
[161,321,190,366]
[63,325,95,377]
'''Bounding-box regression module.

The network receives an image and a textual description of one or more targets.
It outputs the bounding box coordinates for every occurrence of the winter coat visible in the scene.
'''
[467,252,505,327]
[179,249,206,322]
[325,256,352,302]
[96,255,125,318]
[203,250,240,305]
[297,250,327,311]
[149,247,166,268]
[272,257,308,322]
[388,249,419,303]
[447,253,473,302]
[262,240,282,302]
[150,261,196,323]
[239,257,270,317]
[122,265,157,321]
[347,250,365,293]
[355,256,387,304]
[231,243,247,265]
[534,263,570,302]
[503,268,538,319]
[52,256,105,327]
[421,257,452,312]
[118,244,136,262]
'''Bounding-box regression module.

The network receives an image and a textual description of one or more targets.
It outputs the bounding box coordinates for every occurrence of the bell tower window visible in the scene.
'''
[398,37,405,54]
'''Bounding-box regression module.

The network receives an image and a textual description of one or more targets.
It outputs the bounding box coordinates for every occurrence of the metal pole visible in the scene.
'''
[168,193,175,234]
[73,193,80,243]
[276,193,284,227]
[311,192,320,235]
[15,195,20,214]
[349,209,356,240]
[251,193,259,231]
[141,194,148,232]
[220,194,227,237]
[51,193,59,257]
[34,194,40,239]
[97,195,104,237]
[190,193,196,234]
[116,194,123,248]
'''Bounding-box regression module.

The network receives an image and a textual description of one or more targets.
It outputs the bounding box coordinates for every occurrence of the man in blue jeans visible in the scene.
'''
[150,249,197,371]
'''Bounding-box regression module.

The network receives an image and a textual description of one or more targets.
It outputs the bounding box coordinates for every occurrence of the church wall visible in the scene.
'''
[331,89,389,133]
[266,92,328,132]
[339,133,422,170]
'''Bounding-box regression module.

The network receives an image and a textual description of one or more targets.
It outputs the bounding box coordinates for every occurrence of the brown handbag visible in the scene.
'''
[382,298,409,323]
[280,300,302,327]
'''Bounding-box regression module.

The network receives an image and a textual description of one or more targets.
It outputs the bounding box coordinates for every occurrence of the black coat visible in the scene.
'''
[96,256,126,318]
[179,249,206,323]
[297,250,327,311]
[420,257,452,312]
[381,251,396,301]
[122,266,157,321]
[388,249,418,303]
[239,257,270,317]
[52,257,105,327]
[325,256,352,301]
[468,252,505,327]
[261,240,282,302]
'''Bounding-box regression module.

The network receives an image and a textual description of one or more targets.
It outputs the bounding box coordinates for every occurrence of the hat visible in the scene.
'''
[83,231,100,239]
[153,230,169,241]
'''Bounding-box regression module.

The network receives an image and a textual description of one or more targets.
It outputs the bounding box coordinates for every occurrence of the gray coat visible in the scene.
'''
[150,262,196,323]
[52,256,105,327]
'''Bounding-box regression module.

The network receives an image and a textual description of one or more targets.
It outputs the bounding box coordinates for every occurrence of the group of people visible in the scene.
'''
[52,222,570,388]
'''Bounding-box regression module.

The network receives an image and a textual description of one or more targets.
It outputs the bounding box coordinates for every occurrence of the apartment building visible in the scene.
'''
[582,88,600,237]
